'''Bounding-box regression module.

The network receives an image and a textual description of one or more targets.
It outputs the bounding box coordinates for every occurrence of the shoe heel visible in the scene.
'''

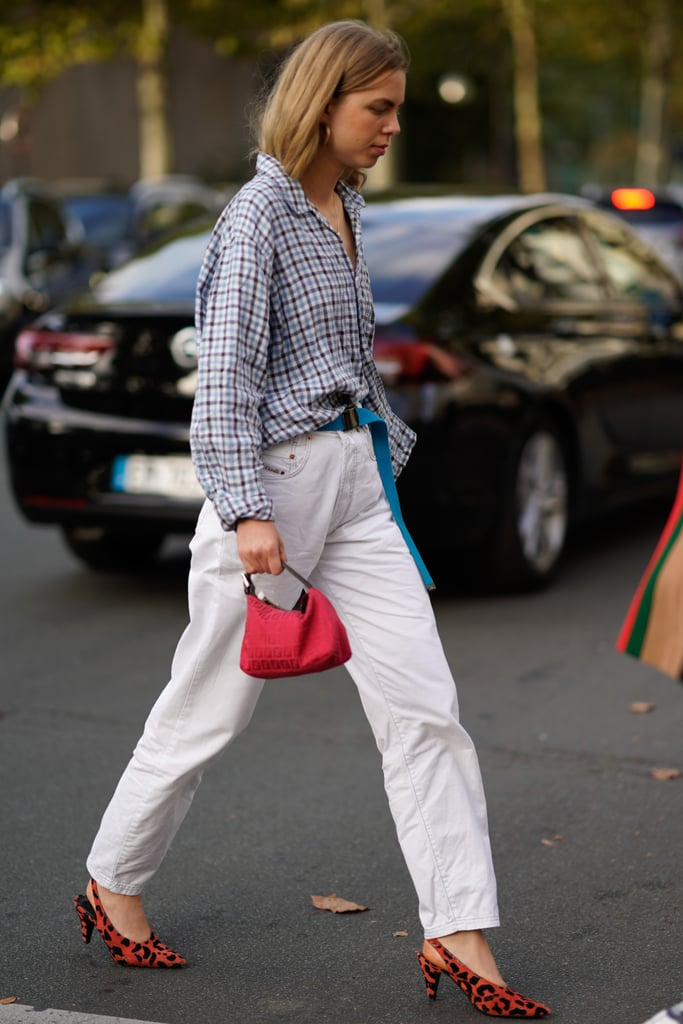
[73,894,95,944]
[416,951,442,999]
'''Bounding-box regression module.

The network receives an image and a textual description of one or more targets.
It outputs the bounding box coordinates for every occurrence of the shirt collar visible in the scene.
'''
[256,152,365,216]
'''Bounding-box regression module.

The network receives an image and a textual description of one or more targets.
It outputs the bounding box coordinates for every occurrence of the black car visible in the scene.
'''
[0,178,92,391]
[5,195,683,589]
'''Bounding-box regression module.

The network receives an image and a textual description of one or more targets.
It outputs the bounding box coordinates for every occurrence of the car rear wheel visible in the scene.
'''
[61,525,166,571]
[484,422,570,590]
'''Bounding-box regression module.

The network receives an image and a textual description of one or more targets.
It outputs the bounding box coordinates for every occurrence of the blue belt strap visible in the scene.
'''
[319,407,435,591]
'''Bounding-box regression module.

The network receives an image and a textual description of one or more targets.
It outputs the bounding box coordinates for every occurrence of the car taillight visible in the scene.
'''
[373,337,471,383]
[15,329,115,372]
[611,187,656,211]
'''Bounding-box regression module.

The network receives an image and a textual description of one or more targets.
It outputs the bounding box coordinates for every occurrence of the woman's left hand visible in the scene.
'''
[236,519,287,575]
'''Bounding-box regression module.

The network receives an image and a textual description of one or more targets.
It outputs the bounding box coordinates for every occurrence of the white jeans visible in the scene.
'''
[87,427,499,937]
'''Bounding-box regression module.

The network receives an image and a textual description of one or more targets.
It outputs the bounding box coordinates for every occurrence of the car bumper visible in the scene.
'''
[5,382,203,530]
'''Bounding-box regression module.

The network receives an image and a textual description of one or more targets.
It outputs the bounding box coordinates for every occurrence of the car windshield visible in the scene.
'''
[64,194,134,246]
[92,226,212,304]
[361,201,489,305]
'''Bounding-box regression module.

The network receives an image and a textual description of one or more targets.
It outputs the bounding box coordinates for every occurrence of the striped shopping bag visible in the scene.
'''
[616,460,683,681]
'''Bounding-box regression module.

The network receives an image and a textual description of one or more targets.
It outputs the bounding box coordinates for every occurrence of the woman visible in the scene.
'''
[74,20,550,1018]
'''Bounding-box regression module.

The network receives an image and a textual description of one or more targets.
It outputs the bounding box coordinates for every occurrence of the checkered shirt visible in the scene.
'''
[191,153,416,530]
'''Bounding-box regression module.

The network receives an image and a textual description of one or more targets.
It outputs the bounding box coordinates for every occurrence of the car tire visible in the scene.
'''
[482,420,570,591]
[61,525,166,571]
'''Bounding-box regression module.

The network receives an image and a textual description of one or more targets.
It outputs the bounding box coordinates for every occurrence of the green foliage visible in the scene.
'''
[0,1,135,98]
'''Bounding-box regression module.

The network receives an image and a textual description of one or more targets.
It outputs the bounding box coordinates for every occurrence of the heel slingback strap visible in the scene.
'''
[319,408,435,591]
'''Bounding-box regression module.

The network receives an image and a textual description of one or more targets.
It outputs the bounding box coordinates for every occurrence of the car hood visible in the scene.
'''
[374,301,410,325]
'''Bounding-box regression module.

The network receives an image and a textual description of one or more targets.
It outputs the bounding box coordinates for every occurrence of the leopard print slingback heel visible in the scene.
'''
[416,938,550,1018]
[73,879,186,968]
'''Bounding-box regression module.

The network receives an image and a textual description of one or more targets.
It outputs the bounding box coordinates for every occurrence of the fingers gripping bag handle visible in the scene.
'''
[239,562,351,679]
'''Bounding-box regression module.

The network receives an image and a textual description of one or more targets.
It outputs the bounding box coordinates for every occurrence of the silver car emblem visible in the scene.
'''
[169,326,198,369]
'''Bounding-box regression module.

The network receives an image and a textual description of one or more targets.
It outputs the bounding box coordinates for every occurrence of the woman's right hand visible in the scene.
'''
[236,519,287,575]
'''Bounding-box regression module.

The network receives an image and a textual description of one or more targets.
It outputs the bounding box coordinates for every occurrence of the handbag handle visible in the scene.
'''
[241,561,313,596]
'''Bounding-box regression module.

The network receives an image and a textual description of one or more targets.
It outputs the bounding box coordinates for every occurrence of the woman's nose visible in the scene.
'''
[383,113,400,135]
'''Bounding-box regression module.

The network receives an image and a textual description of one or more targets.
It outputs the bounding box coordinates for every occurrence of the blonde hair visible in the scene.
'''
[257,20,409,190]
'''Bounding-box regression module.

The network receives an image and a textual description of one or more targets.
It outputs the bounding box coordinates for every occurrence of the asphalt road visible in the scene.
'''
[1,443,681,1024]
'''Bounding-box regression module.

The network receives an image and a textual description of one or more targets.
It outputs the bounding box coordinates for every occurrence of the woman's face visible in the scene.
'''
[324,69,405,171]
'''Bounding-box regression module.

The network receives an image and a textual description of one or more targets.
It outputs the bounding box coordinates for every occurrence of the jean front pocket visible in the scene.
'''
[361,425,377,463]
[260,434,313,480]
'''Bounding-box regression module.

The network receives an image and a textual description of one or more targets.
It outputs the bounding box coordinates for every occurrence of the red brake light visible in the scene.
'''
[611,187,656,211]
[373,337,470,382]
[15,329,114,371]
[374,339,431,379]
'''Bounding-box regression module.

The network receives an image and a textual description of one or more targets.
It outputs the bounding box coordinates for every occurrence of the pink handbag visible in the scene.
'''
[239,563,352,679]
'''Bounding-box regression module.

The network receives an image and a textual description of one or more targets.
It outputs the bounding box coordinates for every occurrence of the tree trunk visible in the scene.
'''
[136,0,172,179]
[501,0,545,191]
[635,0,672,186]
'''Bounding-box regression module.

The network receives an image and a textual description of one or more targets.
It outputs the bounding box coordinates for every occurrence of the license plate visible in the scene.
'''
[112,455,204,500]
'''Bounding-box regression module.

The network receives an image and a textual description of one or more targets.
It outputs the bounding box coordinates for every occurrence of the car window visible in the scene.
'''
[583,211,680,307]
[491,218,603,305]
[64,194,133,246]
[93,228,211,304]
[27,199,67,252]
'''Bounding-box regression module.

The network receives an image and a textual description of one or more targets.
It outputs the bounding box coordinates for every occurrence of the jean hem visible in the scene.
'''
[423,915,501,939]
[85,860,145,897]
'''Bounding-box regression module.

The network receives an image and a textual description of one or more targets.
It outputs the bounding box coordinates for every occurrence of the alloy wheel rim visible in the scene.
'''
[516,430,568,574]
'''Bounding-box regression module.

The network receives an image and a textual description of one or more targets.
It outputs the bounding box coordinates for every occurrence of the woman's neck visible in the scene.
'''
[299,150,343,208]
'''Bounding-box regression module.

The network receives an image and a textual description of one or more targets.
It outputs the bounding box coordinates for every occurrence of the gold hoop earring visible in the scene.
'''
[321,123,331,145]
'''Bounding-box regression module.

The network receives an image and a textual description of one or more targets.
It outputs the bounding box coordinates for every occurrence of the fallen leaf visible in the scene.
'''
[393,930,409,937]
[629,702,655,714]
[540,835,565,846]
[1,998,17,1005]
[651,768,681,781]
[311,893,368,913]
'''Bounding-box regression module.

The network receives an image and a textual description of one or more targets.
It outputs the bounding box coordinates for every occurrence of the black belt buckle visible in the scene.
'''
[341,407,360,431]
